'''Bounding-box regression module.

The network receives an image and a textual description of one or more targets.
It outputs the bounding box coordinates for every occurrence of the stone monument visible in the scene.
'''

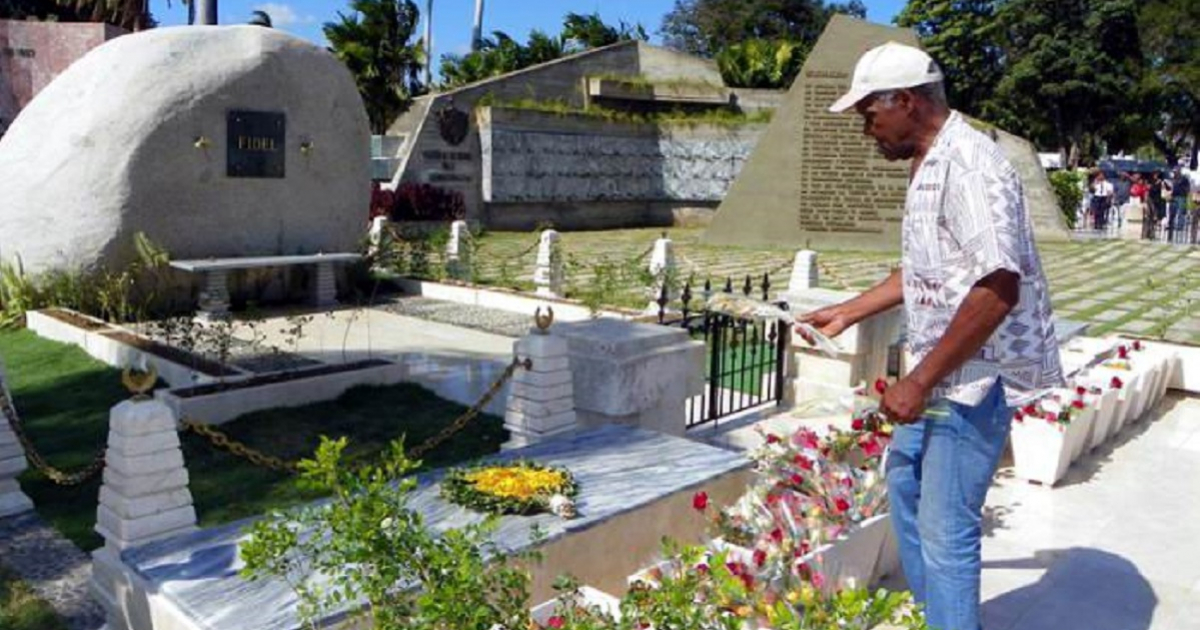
[0,26,370,275]
[534,230,564,298]
[703,15,1069,251]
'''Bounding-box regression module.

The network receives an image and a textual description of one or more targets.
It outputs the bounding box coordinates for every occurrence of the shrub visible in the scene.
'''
[716,39,807,89]
[392,183,467,222]
[1048,170,1084,229]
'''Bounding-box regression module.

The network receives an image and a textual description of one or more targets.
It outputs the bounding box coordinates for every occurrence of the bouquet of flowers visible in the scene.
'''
[705,293,842,356]
[441,460,577,516]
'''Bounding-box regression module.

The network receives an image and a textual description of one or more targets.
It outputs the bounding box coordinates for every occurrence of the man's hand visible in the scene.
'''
[797,303,856,342]
[880,376,932,425]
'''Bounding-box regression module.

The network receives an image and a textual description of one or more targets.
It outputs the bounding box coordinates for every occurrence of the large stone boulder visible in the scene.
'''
[0,26,370,274]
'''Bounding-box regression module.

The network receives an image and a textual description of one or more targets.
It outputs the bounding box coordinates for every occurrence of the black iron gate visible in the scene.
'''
[656,274,789,428]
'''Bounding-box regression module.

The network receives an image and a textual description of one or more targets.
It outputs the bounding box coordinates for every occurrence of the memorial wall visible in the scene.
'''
[704,15,1068,251]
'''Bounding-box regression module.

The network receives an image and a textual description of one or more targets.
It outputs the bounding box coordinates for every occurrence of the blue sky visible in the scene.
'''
[151,0,906,63]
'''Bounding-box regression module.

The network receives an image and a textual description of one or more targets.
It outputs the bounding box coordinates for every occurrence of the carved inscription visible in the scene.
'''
[796,75,908,234]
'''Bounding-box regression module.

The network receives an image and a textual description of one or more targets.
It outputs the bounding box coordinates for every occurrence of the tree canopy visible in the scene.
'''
[324,0,425,134]
[0,0,152,30]
[659,0,866,58]
[898,0,1197,167]
[438,12,647,90]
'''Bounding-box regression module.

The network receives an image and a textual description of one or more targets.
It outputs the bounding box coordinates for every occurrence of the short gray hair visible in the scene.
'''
[874,82,948,108]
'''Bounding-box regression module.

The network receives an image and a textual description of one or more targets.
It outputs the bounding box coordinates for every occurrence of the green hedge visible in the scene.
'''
[1048,170,1084,229]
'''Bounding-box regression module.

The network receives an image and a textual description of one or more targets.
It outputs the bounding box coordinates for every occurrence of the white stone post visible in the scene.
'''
[368,216,388,258]
[534,230,564,298]
[503,328,579,449]
[311,260,338,307]
[647,234,677,311]
[446,220,472,281]
[788,250,819,292]
[0,361,33,518]
[91,398,196,630]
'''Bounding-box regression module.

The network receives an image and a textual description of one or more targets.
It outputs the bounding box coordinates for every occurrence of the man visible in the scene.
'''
[1090,171,1114,231]
[1171,168,1192,241]
[802,42,1063,630]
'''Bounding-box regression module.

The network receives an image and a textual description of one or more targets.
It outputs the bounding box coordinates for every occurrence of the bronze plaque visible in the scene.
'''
[227,110,286,178]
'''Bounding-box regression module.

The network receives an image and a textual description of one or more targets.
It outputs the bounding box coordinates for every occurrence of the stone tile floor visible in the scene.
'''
[468,229,1200,344]
[976,393,1200,630]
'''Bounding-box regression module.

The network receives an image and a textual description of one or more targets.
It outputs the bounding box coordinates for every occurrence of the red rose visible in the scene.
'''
[790,473,804,487]
[767,492,781,505]
[1133,340,1143,351]
[739,573,755,590]
[874,378,889,395]
[834,497,850,513]
[1076,386,1087,396]
[794,454,814,471]
[1118,346,1129,360]
[726,561,744,576]
[1045,411,1057,422]
[851,418,865,431]
[547,616,565,629]
[770,528,783,544]
[753,548,767,567]
[1111,376,1124,389]
[692,491,709,511]
[1013,410,1024,422]
[1023,404,1037,416]
[695,563,710,574]
[766,433,781,444]
[1072,399,1085,409]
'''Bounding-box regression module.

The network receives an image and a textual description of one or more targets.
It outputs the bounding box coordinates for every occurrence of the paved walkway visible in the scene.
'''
[0,511,105,630]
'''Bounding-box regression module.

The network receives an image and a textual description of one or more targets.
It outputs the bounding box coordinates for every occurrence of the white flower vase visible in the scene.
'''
[1011,416,1084,485]
[1131,360,1160,420]
[872,514,902,585]
[1068,405,1097,463]
[529,586,622,626]
[803,515,889,595]
[1087,388,1119,452]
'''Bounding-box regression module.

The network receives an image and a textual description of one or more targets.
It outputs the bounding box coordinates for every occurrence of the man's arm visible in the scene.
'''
[798,269,903,339]
[882,269,1020,423]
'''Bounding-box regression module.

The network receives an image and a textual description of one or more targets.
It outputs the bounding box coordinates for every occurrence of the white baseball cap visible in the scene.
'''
[828,41,944,113]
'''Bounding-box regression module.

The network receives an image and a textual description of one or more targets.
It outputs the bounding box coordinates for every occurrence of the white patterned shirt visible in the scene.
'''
[903,112,1064,407]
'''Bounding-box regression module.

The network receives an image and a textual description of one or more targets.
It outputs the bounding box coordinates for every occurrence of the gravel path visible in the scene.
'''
[0,511,105,630]
[374,296,532,338]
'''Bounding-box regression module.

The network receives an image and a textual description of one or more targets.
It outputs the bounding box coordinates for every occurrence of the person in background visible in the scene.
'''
[1090,171,1114,231]
[1171,168,1192,240]
[1130,174,1149,236]
[1147,172,1166,240]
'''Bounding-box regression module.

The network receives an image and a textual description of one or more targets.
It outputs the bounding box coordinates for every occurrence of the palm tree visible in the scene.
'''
[248,9,271,26]
[46,0,152,30]
[324,0,426,134]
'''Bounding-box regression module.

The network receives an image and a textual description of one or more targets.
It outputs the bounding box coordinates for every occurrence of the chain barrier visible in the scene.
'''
[180,356,533,474]
[0,384,106,486]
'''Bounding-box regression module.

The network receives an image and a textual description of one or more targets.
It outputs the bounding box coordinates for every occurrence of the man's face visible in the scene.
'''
[854,91,917,161]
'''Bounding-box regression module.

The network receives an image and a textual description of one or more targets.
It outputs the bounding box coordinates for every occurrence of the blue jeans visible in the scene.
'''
[886,379,1012,630]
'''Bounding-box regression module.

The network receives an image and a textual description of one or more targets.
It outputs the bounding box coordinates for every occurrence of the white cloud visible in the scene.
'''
[251,3,313,27]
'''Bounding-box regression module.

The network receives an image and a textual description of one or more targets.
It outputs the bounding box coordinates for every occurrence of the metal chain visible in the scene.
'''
[0,385,106,486]
[180,356,533,473]
[179,418,301,474]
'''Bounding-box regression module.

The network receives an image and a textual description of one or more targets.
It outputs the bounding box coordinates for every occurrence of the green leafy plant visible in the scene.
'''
[240,436,540,630]
[716,39,807,89]
[1048,170,1084,229]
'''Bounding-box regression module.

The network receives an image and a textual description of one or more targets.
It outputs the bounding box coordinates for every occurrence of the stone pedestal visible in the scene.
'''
[91,399,196,630]
[554,319,704,437]
[311,261,338,307]
[0,361,33,518]
[534,230,564,298]
[504,331,579,449]
[446,220,472,281]
[780,288,902,409]
[788,250,819,292]
[196,269,231,320]
[647,235,677,311]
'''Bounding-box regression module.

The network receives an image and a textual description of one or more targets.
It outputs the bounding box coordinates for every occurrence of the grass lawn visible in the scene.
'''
[0,330,508,551]
[0,566,67,630]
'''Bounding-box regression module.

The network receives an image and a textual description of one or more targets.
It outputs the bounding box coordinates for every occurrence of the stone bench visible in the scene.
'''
[170,253,361,319]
